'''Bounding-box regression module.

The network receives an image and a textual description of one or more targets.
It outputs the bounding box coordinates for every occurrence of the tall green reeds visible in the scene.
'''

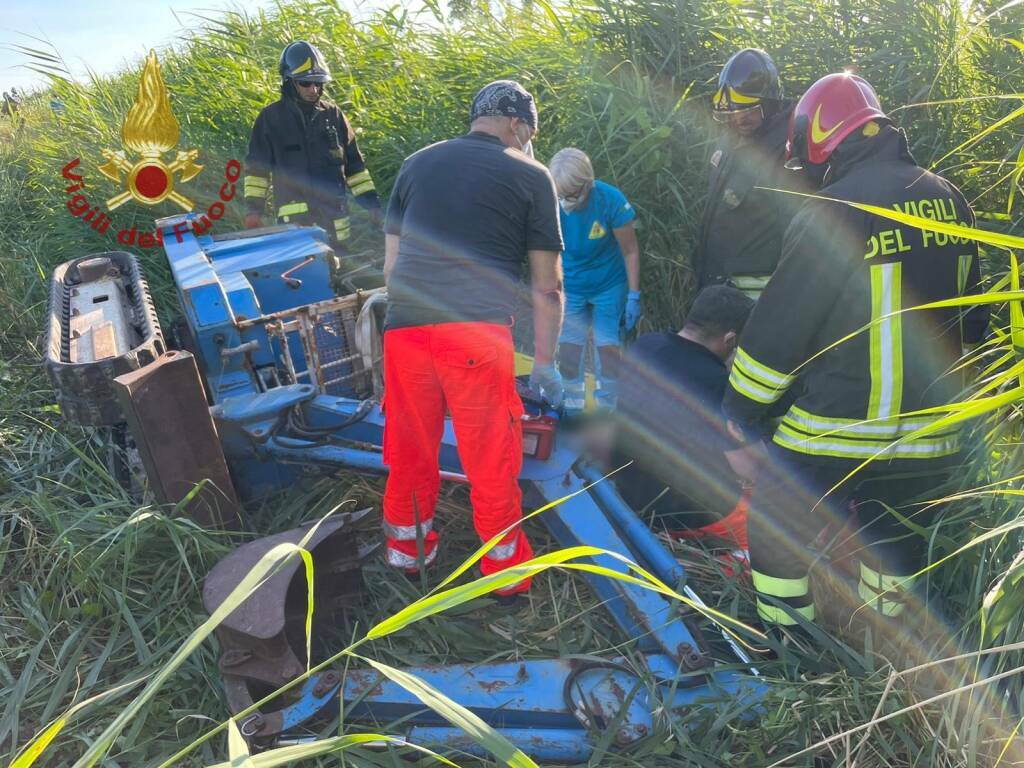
[4,0,1024,765]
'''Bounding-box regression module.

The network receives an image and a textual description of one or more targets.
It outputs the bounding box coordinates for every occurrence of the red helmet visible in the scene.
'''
[787,73,888,166]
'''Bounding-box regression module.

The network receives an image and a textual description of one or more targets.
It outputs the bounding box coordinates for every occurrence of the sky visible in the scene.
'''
[0,1,279,93]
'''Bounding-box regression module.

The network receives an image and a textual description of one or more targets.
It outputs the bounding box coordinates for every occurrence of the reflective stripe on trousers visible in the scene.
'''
[383,518,434,541]
[382,323,534,594]
[752,568,815,626]
[385,544,438,570]
[488,536,520,562]
[858,561,915,617]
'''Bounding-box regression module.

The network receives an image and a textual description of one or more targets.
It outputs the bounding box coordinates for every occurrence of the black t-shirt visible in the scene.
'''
[384,131,563,329]
[614,333,743,529]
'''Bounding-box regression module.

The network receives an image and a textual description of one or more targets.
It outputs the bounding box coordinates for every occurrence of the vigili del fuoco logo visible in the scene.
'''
[60,49,240,248]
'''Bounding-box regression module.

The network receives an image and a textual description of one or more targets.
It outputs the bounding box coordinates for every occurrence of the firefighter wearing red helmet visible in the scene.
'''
[723,73,988,629]
[243,41,381,248]
[695,48,809,300]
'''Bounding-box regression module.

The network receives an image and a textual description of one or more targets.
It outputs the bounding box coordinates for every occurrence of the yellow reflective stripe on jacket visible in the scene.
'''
[729,367,784,404]
[333,217,351,240]
[868,262,903,421]
[278,201,310,218]
[731,275,771,301]
[773,423,960,460]
[957,253,973,295]
[244,175,269,199]
[756,600,815,626]
[735,348,794,388]
[347,169,376,197]
[729,348,794,404]
[957,253,975,346]
[781,405,954,441]
[752,569,809,599]
[733,274,770,290]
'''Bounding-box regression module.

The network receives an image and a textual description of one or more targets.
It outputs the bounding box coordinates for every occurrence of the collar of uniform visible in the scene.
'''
[828,124,910,181]
[298,96,328,113]
[672,333,727,369]
[465,130,505,145]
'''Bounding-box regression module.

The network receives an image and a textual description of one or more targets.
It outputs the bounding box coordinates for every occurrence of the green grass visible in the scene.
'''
[4,0,1024,765]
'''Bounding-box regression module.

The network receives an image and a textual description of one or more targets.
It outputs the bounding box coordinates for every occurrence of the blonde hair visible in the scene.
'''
[549,147,594,199]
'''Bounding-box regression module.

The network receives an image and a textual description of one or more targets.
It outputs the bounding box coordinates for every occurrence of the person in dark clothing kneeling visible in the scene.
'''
[612,286,756,552]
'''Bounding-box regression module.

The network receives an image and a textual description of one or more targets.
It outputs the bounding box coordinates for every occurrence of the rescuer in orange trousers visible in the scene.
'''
[381,80,564,601]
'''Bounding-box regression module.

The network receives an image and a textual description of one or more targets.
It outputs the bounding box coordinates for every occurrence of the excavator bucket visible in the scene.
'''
[202,510,377,742]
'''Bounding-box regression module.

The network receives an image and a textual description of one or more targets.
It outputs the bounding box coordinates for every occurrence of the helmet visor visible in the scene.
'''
[712,103,763,123]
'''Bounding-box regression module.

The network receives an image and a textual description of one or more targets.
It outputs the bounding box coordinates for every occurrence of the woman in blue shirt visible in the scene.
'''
[549,148,641,409]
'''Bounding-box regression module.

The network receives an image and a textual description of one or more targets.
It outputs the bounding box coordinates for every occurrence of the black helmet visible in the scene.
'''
[713,48,782,114]
[279,41,332,83]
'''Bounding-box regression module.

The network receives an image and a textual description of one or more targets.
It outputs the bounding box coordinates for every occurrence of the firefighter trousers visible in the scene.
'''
[381,322,532,593]
[748,446,954,626]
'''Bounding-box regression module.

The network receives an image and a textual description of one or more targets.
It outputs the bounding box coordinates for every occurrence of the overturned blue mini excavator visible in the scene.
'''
[46,214,767,762]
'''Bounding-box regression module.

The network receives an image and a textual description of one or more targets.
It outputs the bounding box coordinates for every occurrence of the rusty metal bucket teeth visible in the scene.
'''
[202,509,377,742]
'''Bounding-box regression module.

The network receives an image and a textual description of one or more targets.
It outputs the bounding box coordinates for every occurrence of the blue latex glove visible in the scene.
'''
[624,290,642,333]
[529,361,563,408]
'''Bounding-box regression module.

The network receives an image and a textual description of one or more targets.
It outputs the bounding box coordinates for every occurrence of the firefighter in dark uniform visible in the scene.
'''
[243,41,380,247]
[695,48,803,300]
[723,73,988,628]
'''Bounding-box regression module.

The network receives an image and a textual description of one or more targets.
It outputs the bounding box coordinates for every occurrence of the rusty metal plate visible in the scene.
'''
[114,350,242,528]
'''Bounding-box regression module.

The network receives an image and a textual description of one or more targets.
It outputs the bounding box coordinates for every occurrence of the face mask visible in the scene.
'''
[558,180,592,212]
[513,121,534,158]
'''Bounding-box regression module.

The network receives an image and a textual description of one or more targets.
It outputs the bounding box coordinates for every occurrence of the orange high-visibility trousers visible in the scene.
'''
[382,322,532,594]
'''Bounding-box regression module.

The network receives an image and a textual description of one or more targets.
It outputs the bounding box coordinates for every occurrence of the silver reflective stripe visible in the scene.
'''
[385,545,437,569]
[782,408,940,439]
[731,275,771,301]
[488,539,519,562]
[383,519,434,541]
[730,275,771,290]
[868,262,903,420]
[773,427,959,459]
[495,579,527,596]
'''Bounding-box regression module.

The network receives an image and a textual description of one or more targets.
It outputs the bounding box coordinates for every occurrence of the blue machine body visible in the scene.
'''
[158,215,766,760]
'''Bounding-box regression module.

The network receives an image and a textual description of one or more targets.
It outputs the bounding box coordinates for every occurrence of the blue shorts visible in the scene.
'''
[560,281,627,347]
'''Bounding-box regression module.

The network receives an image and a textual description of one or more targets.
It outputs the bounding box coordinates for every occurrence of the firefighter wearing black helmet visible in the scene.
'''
[243,41,380,246]
[695,48,805,300]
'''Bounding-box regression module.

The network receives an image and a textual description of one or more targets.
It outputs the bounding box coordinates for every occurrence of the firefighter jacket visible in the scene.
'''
[695,101,805,299]
[243,88,379,243]
[723,125,988,464]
